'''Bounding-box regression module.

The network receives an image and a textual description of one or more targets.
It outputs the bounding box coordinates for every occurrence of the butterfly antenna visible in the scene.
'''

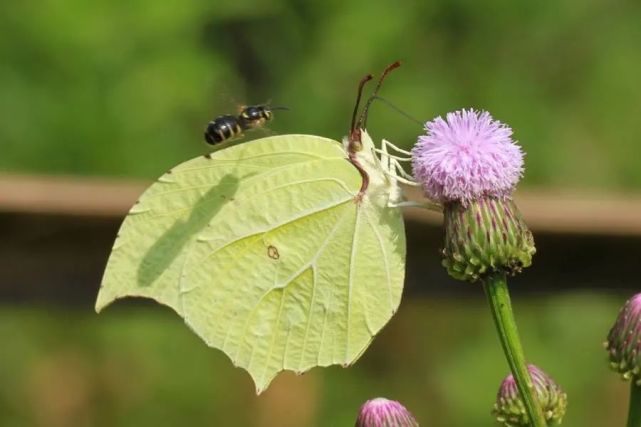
[347,73,376,201]
[366,95,423,127]
[360,61,401,128]
[350,74,373,142]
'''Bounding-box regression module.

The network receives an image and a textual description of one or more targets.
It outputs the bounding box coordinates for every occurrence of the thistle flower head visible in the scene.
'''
[605,293,641,384]
[493,364,567,426]
[355,398,419,427]
[411,109,524,205]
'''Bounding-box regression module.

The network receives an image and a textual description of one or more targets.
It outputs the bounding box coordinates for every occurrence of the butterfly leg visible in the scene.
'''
[376,138,419,186]
[374,148,411,161]
[375,138,411,161]
[381,139,412,157]
[390,158,417,181]
[380,169,420,186]
[377,138,401,184]
[388,200,442,211]
[388,163,420,186]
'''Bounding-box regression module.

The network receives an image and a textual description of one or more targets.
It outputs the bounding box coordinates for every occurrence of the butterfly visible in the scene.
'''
[96,62,420,393]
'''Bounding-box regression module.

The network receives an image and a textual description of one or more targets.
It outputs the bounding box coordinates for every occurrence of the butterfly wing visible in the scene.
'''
[96,134,405,393]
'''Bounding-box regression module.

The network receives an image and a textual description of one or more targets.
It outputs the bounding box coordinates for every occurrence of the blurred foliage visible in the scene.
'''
[0,294,629,426]
[1,0,641,190]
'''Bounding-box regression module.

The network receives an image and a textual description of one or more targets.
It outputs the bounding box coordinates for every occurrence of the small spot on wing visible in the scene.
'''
[267,245,280,260]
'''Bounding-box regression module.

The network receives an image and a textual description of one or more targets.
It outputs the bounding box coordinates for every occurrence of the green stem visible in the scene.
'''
[483,272,547,427]
[627,380,641,427]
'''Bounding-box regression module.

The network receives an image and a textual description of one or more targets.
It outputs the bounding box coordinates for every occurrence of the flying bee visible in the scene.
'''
[203,104,289,145]
[238,105,274,129]
[204,114,244,145]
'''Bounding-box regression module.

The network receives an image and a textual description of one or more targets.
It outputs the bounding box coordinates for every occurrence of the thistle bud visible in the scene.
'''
[605,293,641,384]
[355,398,419,427]
[442,198,535,282]
[493,365,567,426]
[411,109,534,282]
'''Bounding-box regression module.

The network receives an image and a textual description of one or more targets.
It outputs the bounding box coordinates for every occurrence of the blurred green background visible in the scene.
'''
[0,295,630,427]
[3,0,641,188]
[1,0,641,426]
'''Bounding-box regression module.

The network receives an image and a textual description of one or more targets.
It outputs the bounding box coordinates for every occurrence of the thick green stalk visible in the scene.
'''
[484,272,547,427]
[627,381,641,427]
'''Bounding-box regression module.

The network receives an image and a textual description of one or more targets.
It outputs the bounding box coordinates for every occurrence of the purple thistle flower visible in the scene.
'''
[493,364,567,426]
[410,109,534,282]
[605,293,641,384]
[355,398,419,427]
[411,109,524,205]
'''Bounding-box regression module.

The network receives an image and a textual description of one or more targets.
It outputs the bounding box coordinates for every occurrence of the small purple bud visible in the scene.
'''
[355,398,419,427]
[605,293,641,384]
[493,365,567,426]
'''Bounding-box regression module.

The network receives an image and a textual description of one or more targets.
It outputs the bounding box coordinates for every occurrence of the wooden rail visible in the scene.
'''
[2,173,641,236]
